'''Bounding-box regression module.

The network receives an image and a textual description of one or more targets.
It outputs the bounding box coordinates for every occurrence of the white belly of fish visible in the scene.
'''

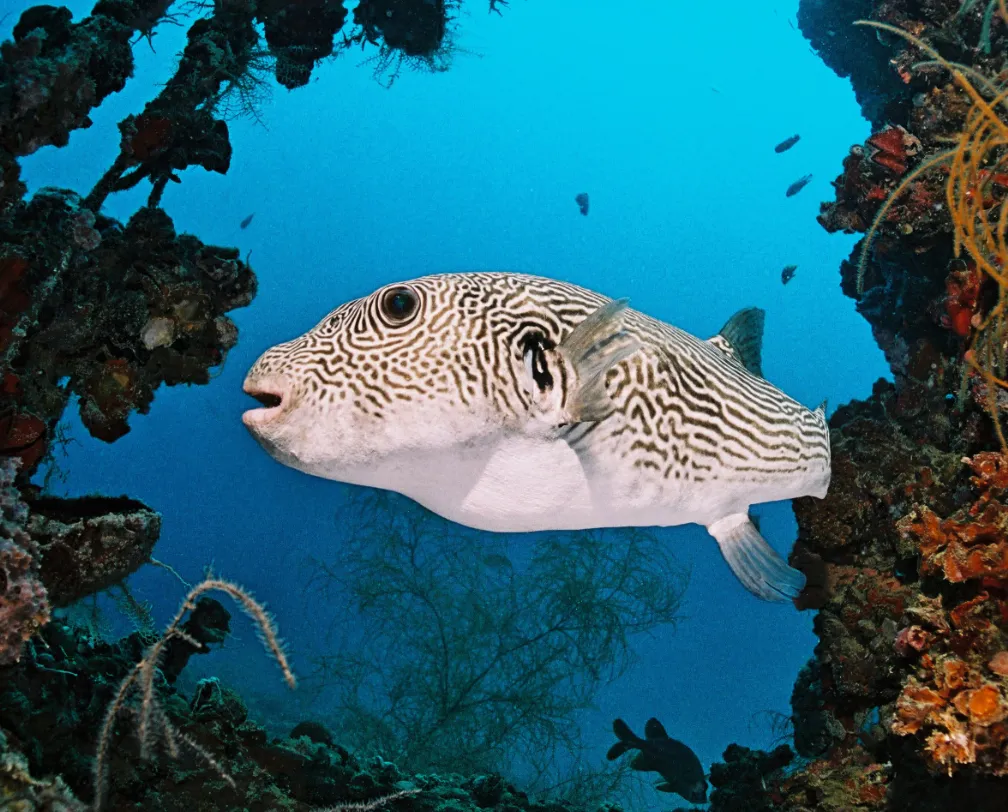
[343,425,827,535]
[389,433,745,533]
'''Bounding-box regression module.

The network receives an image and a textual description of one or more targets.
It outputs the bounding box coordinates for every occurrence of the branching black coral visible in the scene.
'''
[92,576,296,811]
[302,491,686,794]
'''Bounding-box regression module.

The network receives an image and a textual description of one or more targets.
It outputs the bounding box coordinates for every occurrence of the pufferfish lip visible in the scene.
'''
[241,376,287,429]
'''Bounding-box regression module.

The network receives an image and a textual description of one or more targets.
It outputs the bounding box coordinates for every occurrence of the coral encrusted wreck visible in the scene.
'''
[698,1,1008,810]
[0,0,519,808]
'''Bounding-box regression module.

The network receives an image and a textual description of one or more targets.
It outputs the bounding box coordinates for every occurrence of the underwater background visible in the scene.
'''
[12,0,881,782]
[7,0,1008,809]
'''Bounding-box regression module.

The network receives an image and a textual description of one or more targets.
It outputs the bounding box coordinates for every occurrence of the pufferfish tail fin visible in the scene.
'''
[709,307,765,377]
[558,299,641,423]
[707,513,806,602]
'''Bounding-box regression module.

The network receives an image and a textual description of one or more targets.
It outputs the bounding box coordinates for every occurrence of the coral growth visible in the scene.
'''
[890,452,1008,776]
[714,0,1008,809]
[258,0,349,89]
[0,447,164,664]
[706,744,794,811]
[0,5,133,157]
[0,458,48,666]
[93,577,295,810]
[0,1,520,809]
[25,493,161,606]
[0,189,255,467]
[0,587,570,811]
[352,0,449,58]
[0,728,83,810]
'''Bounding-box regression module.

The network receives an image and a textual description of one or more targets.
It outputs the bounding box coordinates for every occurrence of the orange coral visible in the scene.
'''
[969,451,1008,499]
[938,657,980,695]
[989,651,1008,675]
[901,502,1008,583]
[925,719,976,774]
[954,684,1008,725]
[891,451,1008,775]
[893,681,947,735]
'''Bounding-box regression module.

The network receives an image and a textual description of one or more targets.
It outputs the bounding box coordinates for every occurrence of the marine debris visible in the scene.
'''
[694,0,1008,808]
[781,264,797,285]
[575,191,590,215]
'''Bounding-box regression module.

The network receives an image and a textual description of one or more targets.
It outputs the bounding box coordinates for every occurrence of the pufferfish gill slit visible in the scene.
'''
[242,272,831,602]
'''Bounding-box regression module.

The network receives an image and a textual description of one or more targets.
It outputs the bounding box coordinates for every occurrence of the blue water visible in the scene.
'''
[11,0,885,802]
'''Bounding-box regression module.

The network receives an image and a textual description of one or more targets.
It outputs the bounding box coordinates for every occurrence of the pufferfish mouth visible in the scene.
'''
[241,377,287,429]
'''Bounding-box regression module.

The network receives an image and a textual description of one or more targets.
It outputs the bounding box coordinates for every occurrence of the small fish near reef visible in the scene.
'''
[240,213,254,229]
[607,717,707,804]
[785,174,812,197]
[774,134,800,153]
[243,272,830,601]
[575,192,589,216]
[781,264,797,285]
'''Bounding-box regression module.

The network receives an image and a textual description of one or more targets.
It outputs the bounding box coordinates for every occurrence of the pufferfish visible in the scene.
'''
[242,272,831,601]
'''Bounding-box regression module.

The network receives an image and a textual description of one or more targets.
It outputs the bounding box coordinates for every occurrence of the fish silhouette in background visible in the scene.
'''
[575,192,589,215]
[781,265,797,285]
[240,213,255,229]
[785,174,812,197]
[774,134,800,153]
[243,272,830,601]
[607,717,707,804]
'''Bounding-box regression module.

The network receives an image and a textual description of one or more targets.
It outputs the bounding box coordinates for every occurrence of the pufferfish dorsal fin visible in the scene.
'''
[707,307,765,377]
[542,298,641,424]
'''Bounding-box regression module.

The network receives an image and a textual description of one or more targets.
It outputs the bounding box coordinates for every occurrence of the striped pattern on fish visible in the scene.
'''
[242,272,831,602]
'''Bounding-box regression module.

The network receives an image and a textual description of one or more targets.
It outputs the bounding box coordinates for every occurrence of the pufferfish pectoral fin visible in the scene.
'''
[554,298,641,423]
[707,513,806,602]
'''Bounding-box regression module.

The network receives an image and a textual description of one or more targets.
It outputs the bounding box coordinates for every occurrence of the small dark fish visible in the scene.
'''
[240,213,255,229]
[607,718,707,804]
[774,134,800,153]
[785,174,812,197]
[781,264,797,285]
[575,193,589,216]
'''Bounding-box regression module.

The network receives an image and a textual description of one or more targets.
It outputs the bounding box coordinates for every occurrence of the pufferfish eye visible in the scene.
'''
[378,285,420,326]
